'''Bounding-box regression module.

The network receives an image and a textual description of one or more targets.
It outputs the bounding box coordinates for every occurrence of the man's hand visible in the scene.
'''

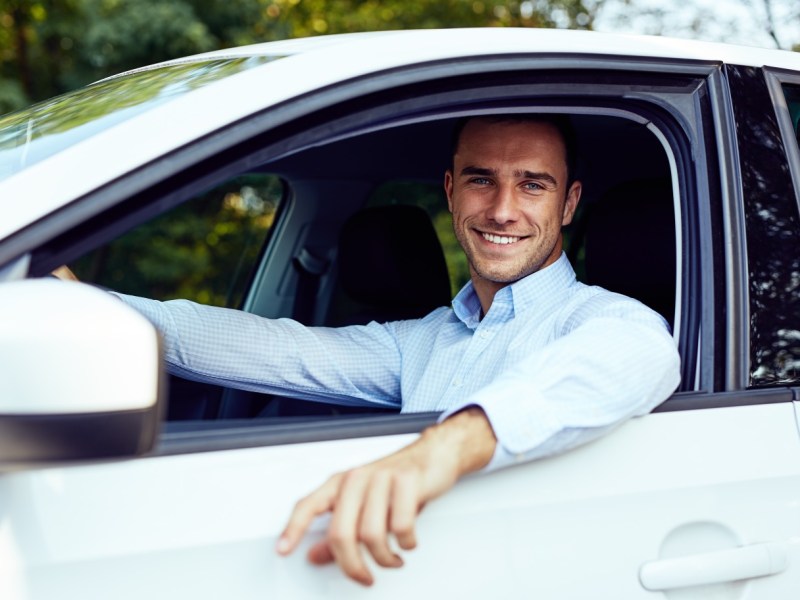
[276,406,497,586]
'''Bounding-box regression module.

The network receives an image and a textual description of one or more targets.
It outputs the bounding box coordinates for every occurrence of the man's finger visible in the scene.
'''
[52,266,79,281]
[277,475,341,556]
[389,469,419,550]
[359,469,403,568]
[327,468,374,586]
[307,539,335,565]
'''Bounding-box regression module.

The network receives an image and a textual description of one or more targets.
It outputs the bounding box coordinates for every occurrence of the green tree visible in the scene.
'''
[0,0,601,302]
[0,0,602,113]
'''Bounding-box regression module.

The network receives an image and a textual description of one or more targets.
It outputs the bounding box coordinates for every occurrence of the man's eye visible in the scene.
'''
[524,182,543,191]
[470,177,491,185]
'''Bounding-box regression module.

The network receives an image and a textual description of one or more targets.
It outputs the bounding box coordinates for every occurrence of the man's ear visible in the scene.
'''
[444,170,454,212]
[562,180,582,226]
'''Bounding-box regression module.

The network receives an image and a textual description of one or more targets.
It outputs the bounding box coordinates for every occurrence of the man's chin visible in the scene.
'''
[472,265,531,285]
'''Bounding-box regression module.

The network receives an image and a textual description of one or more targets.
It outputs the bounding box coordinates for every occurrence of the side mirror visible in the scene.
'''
[0,279,164,466]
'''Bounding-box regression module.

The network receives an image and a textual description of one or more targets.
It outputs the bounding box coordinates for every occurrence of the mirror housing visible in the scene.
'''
[0,279,164,466]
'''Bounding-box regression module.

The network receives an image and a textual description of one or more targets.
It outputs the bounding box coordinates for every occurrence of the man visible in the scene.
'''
[273,116,679,585]
[58,115,680,586]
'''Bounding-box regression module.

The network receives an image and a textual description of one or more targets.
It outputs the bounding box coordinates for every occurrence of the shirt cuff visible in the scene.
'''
[438,386,562,473]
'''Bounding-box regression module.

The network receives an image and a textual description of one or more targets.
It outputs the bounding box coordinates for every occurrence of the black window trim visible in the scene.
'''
[708,66,749,391]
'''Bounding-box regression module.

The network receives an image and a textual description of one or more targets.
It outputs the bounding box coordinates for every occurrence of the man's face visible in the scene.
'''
[444,119,581,287]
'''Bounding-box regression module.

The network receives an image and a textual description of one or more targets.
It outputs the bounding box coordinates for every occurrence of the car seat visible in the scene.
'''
[580,178,677,327]
[332,204,452,325]
[230,204,453,419]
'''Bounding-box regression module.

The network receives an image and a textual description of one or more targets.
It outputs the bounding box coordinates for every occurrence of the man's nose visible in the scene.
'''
[486,185,519,224]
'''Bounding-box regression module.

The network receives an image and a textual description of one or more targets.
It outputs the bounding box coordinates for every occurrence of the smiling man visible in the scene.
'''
[275,115,679,585]
[446,117,581,311]
[61,114,680,587]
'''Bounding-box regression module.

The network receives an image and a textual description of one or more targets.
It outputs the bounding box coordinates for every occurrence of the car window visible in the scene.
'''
[730,72,800,386]
[781,84,800,133]
[71,173,283,308]
[36,71,706,428]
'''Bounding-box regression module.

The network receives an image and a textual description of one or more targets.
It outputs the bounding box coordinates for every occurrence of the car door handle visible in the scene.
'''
[639,542,788,591]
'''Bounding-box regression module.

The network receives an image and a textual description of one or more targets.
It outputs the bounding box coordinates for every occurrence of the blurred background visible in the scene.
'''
[0,0,797,116]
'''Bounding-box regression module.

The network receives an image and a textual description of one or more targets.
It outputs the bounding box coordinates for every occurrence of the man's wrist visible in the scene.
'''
[423,406,497,476]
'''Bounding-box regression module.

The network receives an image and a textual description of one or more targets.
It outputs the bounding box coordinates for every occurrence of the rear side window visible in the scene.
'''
[729,68,800,385]
[71,174,283,307]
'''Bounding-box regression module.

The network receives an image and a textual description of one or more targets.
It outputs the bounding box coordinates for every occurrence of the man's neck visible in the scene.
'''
[470,251,565,317]
[471,277,507,318]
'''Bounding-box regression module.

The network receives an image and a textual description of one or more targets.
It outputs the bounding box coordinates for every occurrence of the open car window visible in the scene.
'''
[28,59,730,447]
[72,174,283,308]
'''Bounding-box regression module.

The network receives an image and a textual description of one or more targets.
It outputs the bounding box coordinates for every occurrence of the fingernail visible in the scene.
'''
[276,536,291,555]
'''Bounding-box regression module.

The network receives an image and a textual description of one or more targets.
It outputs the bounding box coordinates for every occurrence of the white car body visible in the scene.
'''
[0,28,799,599]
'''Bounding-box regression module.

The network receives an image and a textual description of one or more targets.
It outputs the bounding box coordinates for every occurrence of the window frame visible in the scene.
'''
[8,55,750,455]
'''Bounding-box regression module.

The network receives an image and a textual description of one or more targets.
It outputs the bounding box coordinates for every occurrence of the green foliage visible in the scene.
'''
[72,175,283,306]
[0,75,26,113]
[0,0,601,111]
[80,0,216,71]
[1,0,598,303]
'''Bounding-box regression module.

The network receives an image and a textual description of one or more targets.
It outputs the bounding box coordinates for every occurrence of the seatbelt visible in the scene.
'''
[292,247,329,325]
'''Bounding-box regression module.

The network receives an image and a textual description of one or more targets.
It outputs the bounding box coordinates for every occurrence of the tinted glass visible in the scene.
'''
[727,66,800,385]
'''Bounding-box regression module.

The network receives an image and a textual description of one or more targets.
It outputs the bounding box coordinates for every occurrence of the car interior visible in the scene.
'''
[68,111,678,425]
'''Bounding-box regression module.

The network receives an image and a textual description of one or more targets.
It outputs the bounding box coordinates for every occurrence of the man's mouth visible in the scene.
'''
[481,232,522,245]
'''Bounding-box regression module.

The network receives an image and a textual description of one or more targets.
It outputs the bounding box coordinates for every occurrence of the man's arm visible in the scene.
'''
[278,294,680,585]
[110,293,406,409]
[277,406,496,586]
[51,268,406,409]
[460,299,680,470]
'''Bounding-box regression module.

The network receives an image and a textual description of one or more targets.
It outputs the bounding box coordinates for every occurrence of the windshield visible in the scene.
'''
[0,56,277,182]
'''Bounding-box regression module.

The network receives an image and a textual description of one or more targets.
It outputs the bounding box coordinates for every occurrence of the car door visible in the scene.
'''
[2,39,800,600]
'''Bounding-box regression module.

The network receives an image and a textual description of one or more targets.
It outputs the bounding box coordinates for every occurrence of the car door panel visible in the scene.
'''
[2,401,797,599]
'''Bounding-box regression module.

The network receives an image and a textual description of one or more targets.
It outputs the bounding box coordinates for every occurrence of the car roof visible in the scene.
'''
[109,28,800,74]
[2,28,798,243]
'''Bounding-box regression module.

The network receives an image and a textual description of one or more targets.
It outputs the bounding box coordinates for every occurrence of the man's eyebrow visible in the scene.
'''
[459,166,497,177]
[516,170,558,186]
[459,166,559,187]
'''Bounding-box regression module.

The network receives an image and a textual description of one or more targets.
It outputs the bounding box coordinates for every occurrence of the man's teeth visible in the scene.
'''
[482,232,520,245]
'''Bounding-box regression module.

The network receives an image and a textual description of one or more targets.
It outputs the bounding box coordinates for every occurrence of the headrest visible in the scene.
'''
[338,205,451,318]
[584,179,676,324]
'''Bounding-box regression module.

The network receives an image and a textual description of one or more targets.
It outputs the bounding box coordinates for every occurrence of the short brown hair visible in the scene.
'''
[450,114,578,185]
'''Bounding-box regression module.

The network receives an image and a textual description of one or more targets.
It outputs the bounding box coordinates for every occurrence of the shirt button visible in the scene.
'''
[452,379,461,387]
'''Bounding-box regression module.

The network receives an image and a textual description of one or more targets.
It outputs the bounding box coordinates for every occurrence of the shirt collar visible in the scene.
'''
[451,253,578,329]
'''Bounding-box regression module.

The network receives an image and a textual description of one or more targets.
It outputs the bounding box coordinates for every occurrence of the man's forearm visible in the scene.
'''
[421,406,497,476]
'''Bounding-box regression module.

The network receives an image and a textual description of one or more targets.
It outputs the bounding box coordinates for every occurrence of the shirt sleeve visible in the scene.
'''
[113,293,403,409]
[440,292,681,471]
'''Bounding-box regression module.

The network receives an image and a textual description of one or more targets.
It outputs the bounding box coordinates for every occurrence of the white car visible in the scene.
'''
[1,28,799,599]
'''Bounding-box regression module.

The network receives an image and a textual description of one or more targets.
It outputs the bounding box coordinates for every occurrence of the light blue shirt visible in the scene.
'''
[117,253,680,470]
